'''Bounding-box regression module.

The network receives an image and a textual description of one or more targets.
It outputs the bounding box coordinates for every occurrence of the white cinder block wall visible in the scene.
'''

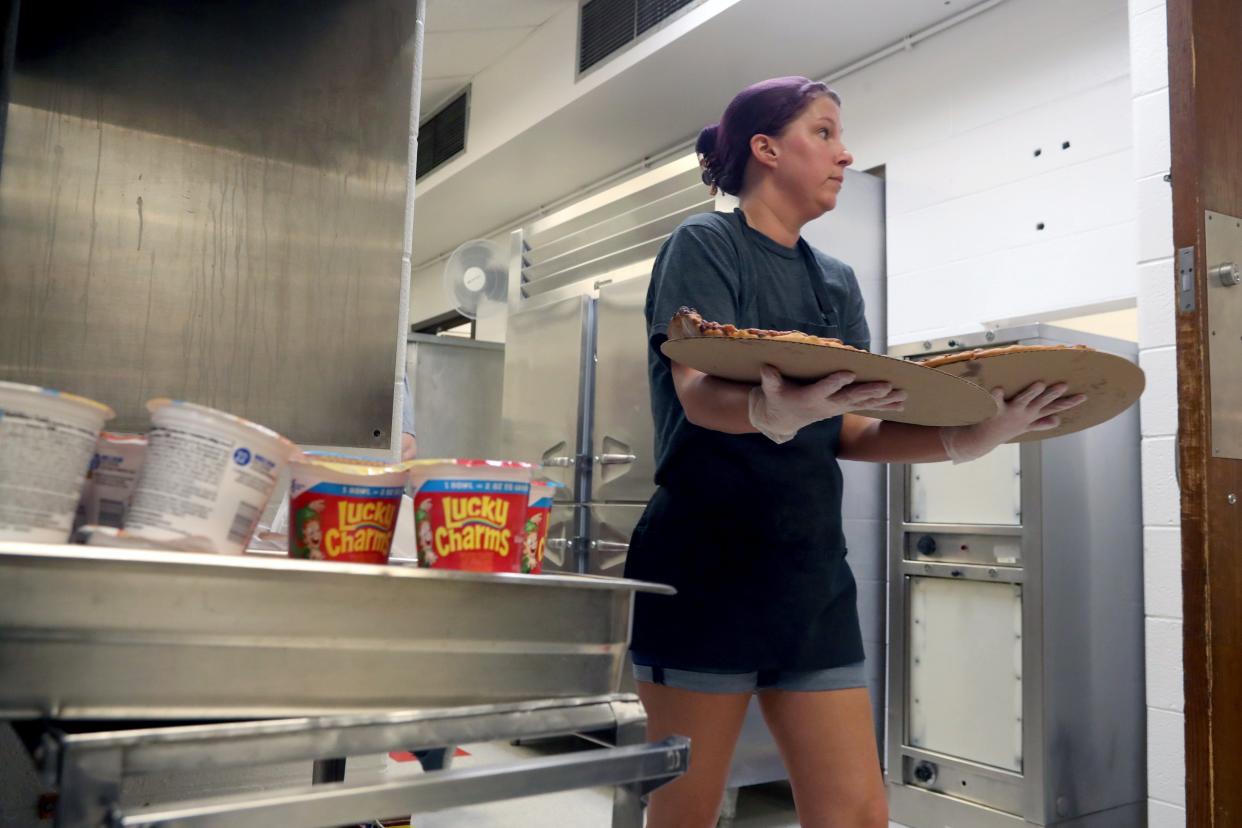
[855,0,1135,345]
[1129,0,1185,825]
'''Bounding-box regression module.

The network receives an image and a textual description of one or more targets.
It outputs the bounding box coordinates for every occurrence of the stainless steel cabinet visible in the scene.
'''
[592,277,658,505]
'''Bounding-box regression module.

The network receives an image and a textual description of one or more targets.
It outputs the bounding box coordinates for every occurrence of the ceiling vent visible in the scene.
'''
[578,0,695,74]
[416,87,469,180]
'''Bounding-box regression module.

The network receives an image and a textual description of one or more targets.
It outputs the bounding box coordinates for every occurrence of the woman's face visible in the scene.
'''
[765,96,854,216]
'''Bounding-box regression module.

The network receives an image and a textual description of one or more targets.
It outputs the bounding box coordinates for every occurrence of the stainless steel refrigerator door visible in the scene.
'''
[585,503,646,577]
[407,335,504,460]
[592,275,658,503]
[540,504,578,574]
[500,295,591,500]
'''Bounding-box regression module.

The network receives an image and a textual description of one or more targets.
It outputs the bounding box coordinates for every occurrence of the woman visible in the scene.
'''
[623,76,1085,828]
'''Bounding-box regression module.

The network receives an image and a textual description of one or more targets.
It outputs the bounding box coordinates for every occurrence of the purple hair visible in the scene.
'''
[696,76,841,196]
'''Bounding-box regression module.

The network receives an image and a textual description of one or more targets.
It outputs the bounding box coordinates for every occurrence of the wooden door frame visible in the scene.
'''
[1168,0,1242,823]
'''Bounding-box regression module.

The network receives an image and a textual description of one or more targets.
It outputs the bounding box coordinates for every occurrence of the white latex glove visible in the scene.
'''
[748,364,907,444]
[939,381,1088,463]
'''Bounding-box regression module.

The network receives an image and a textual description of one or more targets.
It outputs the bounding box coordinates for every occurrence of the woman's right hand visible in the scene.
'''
[748,364,907,444]
[939,381,1087,463]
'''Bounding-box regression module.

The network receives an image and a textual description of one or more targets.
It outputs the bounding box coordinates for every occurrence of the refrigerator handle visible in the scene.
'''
[594,453,637,466]
[590,539,630,553]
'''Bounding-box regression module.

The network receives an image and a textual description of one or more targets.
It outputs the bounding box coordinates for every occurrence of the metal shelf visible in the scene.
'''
[34,694,684,828]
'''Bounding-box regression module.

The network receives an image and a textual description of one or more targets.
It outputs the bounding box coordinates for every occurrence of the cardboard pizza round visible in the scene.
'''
[920,345,1146,442]
[660,336,1000,427]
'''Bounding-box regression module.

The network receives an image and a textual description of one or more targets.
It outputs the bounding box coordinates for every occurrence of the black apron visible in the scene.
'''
[624,221,864,672]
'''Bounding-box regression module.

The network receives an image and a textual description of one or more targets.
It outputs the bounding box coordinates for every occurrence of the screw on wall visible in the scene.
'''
[1228,493,1237,505]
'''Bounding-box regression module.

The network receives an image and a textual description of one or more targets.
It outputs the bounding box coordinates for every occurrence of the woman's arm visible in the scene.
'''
[671,361,758,434]
[838,382,1089,464]
[671,361,905,437]
[837,414,948,463]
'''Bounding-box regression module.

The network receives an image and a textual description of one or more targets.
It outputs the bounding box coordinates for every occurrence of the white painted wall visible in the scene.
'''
[1128,1,1184,825]
[841,0,1136,345]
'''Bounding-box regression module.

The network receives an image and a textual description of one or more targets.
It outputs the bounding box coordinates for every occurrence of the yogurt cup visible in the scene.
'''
[520,480,557,574]
[124,400,297,554]
[409,459,534,572]
[74,432,148,531]
[0,381,115,542]
[288,455,413,564]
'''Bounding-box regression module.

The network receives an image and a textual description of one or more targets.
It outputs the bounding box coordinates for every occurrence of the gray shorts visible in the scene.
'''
[632,659,867,694]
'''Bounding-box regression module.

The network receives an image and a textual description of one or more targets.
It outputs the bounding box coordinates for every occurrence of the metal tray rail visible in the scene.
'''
[35,694,685,828]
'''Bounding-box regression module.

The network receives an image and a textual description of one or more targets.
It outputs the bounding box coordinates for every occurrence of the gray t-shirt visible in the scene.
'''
[645,208,870,483]
[624,208,873,671]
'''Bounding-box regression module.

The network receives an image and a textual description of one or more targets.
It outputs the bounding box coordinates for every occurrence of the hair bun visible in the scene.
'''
[696,124,722,191]
[695,123,719,157]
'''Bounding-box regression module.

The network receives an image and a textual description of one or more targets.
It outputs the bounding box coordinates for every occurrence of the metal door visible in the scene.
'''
[541,504,577,574]
[592,276,657,503]
[500,295,591,500]
[586,503,646,577]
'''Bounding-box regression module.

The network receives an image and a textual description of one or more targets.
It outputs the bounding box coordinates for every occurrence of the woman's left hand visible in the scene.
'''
[939,381,1087,463]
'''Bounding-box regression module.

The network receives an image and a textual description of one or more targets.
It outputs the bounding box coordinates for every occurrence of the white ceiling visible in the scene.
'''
[412,0,993,264]
[421,0,574,115]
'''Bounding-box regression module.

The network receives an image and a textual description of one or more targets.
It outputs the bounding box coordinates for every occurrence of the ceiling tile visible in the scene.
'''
[420,76,472,116]
[423,27,534,79]
[426,0,572,32]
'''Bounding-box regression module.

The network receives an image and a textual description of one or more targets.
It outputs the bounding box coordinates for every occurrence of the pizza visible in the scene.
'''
[918,343,1094,369]
[668,307,863,351]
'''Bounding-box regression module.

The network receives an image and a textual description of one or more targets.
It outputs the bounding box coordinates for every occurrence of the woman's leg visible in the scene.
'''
[757,687,888,828]
[635,680,752,828]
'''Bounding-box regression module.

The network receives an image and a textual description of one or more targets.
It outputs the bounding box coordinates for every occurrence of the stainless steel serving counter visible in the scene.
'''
[0,543,673,720]
[1,543,685,826]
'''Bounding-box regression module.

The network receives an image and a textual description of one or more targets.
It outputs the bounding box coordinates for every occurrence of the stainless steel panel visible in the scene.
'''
[907,577,1024,772]
[1205,210,1242,457]
[524,165,702,247]
[542,503,578,573]
[1037,392,1144,823]
[593,275,658,503]
[500,295,590,497]
[800,169,887,349]
[524,202,711,282]
[802,169,889,754]
[113,738,688,828]
[586,502,646,577]
[900,752,1024,816]
[523,236,667,298]
[888,325,1144,827]
[889,784,1144,828]
[0,543,672,719]
[527,185,709,265]
[406,334,504,459]
[908,444,1022,525]
[0,1,415,446]
[48,694,677,828]
[904,531,1025,567]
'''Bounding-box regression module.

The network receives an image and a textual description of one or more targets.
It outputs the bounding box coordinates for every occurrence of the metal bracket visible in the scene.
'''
[1178,245,1196,312]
